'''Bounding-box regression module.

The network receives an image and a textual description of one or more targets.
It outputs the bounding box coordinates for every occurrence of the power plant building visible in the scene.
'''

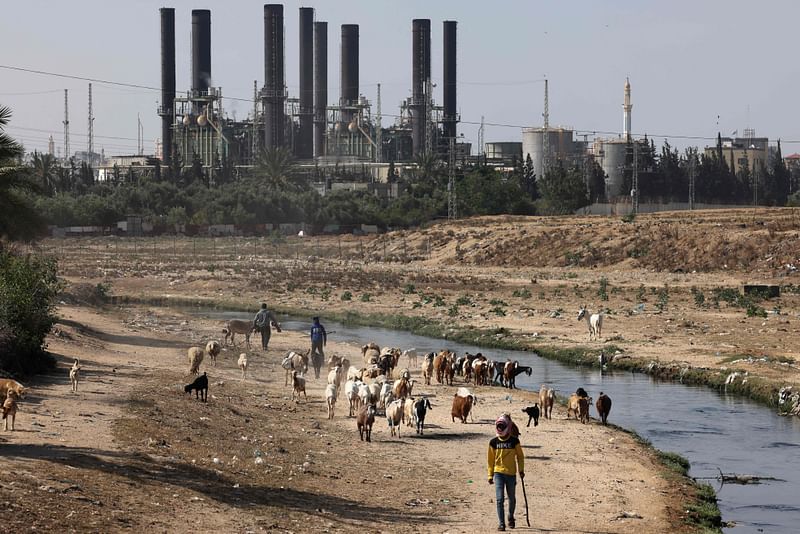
[521,127,575,178]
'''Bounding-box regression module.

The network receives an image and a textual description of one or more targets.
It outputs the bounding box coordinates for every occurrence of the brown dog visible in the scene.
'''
[3,390,19,431]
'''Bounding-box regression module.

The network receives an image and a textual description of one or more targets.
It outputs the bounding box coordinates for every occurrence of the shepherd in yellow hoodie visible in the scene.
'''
[487,414,524,531]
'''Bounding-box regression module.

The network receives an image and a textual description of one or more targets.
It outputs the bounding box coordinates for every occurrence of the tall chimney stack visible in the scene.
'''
[263,4,285,149]
[159,7,176,165]
[313,21,328,158]
[298,7,314,158]
[191,10,211,95]
[623,77,632,140]
[443,20,457,140]
[340,24,359,124]
[411,19,431,156]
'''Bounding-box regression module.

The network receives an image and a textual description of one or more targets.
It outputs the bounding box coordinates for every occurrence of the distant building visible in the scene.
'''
[704,134,769,175]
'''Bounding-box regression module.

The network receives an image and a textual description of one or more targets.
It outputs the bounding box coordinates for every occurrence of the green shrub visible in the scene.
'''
[597,277,609,301]
[490,306,507,317]
[360,293,371,302]
[456,295,473,306]
[656,285,669,311]
[512,288,532,298]
[0,248,60,375]
[341,291,352,301]
[402,284,416,294]
[447,304,459,317]
[691,286,705,308]
[636,284,646,302]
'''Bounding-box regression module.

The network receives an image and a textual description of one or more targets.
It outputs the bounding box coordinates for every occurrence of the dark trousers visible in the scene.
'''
[311,340,325,378]
[258,326,271,350]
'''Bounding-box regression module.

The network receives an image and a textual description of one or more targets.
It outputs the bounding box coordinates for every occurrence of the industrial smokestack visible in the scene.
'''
[313,21,328,158]
[411,19,431,156]
[264,4,285,149]
[443,20,457,140]
[159,7,176,165]
[191,10,211,94]
[340,24,359,123]
[298,7,314,158]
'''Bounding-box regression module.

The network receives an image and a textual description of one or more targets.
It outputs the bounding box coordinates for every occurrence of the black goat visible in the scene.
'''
[522,404,540,427]
[184,372,208,402]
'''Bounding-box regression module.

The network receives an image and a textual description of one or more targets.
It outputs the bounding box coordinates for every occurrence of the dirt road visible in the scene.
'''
[0,304,692,533]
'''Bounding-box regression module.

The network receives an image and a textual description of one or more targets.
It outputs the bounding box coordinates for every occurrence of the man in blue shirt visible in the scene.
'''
[253,303,280,351]
[310,316,327,378]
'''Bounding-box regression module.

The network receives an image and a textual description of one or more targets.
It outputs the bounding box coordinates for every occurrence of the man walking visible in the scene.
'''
[487,413,525,531]
[253,303,280,351]
[310,316,327,378]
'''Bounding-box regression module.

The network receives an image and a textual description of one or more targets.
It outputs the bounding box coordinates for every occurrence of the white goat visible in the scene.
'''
[283,350,309,386]
[325,383,337,419]
[238,353,248,380]
[345,379,362,417]
[205,340,221,366]
[402,348,419,368]
[577,305,603,341]
[357,382,371,409]
[187,347,204,375]
[386,398,405,438]
[379,382,393,410]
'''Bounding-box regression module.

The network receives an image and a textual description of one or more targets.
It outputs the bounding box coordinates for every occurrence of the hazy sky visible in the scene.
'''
[3,0,799,156]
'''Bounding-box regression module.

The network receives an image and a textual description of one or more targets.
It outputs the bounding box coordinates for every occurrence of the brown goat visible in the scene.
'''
[595,392,612,425]
[451,393,474,424]
[356,403,377,442]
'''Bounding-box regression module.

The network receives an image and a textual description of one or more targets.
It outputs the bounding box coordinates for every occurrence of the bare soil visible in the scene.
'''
[0,305,689,533]
[8,207,795,532]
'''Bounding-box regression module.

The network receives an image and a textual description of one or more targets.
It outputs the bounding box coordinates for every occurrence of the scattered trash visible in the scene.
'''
[616,511,642,519]
[255,457,264,465]
[405,498,430,507]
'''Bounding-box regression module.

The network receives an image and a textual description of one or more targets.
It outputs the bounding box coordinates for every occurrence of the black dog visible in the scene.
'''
[184,372,208,402]
[522,404,540,427]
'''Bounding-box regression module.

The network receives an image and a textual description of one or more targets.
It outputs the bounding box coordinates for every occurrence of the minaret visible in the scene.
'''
[623,77,632,140]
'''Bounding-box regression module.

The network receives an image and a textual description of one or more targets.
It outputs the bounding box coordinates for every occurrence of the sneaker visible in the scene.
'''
[508,517,515,529]
[497,527,506,532]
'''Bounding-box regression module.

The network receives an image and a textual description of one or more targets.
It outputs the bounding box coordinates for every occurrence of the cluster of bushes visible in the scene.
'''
[0,246,60,375]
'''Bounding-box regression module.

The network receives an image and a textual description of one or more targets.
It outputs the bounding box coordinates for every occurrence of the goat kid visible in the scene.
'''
[69,359,81,392]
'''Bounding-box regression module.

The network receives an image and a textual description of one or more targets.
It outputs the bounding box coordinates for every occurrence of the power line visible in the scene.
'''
[6,64,800,145]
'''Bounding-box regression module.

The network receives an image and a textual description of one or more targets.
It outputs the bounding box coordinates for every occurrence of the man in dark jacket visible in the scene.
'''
[310,316,327,378]
[253,303,280,351]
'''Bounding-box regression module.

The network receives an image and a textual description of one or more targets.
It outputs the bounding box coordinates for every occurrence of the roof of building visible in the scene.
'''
[784,153,800,160]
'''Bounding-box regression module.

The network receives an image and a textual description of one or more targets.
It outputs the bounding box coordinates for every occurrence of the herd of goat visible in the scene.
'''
[183,336,613,443]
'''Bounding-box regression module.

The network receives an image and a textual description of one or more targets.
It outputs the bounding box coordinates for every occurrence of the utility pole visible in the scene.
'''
[87,83,94,156]
[583,133,590,197]
[541,78,550,178]
[631,141,639,214]
[688,152,696,210]
[63,89,70,160]
[252,80,259,162]
[376,83,382,163]
[424,79,433,155]
[137,114,143,155]
[477,115,484,157]
[448,136,456,219]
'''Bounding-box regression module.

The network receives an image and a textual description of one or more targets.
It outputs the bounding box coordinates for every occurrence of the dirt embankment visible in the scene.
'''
[0,305,704,533]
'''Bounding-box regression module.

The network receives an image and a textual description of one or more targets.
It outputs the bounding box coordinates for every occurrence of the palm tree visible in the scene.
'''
[31,151,58,194]
[254,147,307,192]
[0,105,45,240]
